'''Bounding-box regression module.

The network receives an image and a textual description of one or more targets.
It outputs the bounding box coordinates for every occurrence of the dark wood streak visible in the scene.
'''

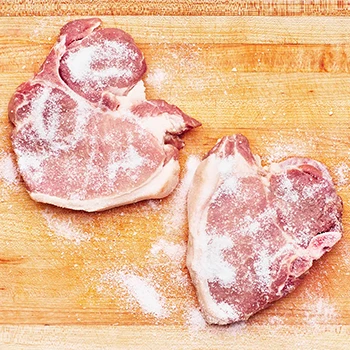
[0,257,25,265]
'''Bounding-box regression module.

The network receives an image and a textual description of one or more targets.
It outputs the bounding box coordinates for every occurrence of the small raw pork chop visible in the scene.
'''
[8,18,200,212]
[187,134,342,325]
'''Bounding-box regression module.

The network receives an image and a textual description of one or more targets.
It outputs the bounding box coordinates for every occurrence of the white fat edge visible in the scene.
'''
[187,156,222,280]
[136,113,186,145]
[185,307,207,330]
[187,155,222,233]
[270,158,333,184]
[162,155,201,235]
[254,154,262,167]
[188,157,237,287]
[115,80,146,109]
[197,283,241,324]
[268,162,283,174]
[30,156,179,212]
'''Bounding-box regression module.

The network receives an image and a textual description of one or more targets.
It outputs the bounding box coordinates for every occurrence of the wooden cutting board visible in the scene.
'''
[1,15,350,349]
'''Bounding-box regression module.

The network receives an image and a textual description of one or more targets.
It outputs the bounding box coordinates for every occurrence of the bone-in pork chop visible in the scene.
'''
[187,134,342,325]
[9,18,200,212]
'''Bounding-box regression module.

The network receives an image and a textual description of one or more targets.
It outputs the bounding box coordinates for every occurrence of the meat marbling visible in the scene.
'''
[9,18,200,212]
[186,134,343,325]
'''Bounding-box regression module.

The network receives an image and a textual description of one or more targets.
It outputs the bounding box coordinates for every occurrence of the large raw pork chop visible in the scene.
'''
[187,134,342,324]
[9,18,200,211]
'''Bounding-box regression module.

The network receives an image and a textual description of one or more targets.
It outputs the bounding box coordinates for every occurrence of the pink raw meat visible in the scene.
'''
[9,18,200,211]
[187,134,342,325]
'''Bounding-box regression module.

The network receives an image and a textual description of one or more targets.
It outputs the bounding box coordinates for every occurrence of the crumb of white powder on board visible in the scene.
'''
[304,298,338,327]
[0,151,21,201]
[185,307,207,331]
[162,155,200,235]
[95,156,201,324]
[261,133,315,163]
[101,269,168,318]
[42,209,91,244]
[150,238,186,263]
[146,68,167,90]
[334,161,349,186]
[0,151,20,186]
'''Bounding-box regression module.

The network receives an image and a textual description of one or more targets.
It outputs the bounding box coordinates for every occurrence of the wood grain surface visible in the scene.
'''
[1,0,350,16]
[1,14,350,349]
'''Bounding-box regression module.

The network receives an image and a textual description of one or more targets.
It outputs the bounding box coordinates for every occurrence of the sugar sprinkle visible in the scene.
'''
[101,269,168,318]
[334,161,349,186]
[146,68,167,91]
[151,238,186,263]
[42,209,91,245]
[0,151,20,186]
[304,298,338,327]
[185,307,207,331]
[163,155,200,235]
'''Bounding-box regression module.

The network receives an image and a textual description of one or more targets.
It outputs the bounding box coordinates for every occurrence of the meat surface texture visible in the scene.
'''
[186,134,343,325]
[9,18,200,212]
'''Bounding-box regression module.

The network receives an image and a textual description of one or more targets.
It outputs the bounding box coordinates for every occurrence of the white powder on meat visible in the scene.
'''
[241,215,261,236]
[219,176,239,196]
[65,41,136,83]
[17,152,47,185]
[217,301,240,321]
[254,248,272,290]
[201,234,236,287]
[278,174,299,203]
[108,145,145,181]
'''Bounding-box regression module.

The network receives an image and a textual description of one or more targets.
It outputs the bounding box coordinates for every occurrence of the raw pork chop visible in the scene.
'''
[8,18,200,212]
[187,134,342,325]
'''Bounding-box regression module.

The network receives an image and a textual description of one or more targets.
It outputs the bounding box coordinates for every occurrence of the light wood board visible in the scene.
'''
[0,16,350,349]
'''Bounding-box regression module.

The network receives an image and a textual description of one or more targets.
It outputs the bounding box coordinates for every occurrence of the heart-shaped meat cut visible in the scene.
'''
[8,18,201,211]
[187,134,343,325]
